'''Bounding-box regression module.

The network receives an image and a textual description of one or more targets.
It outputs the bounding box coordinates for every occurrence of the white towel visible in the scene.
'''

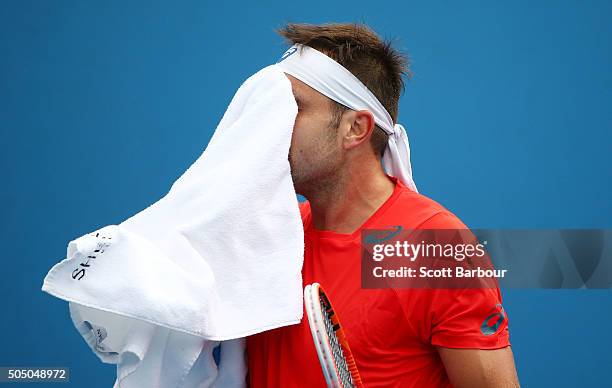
[41,64,305,387]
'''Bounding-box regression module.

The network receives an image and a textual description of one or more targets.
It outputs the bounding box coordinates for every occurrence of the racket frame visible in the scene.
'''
[304,283,363,388]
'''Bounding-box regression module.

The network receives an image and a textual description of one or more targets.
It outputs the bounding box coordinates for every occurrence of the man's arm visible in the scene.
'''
[438,346,520,388]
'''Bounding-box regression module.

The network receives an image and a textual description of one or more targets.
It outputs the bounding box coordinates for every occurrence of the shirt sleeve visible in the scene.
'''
[418,211,511,349]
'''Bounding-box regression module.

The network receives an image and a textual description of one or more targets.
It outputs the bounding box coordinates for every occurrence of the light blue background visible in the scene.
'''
[1,1,611,386]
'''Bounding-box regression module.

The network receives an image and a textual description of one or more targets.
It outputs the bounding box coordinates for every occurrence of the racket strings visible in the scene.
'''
[320,297,355,388]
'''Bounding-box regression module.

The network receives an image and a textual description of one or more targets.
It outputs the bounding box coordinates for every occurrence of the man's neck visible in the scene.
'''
[306,166,395,234]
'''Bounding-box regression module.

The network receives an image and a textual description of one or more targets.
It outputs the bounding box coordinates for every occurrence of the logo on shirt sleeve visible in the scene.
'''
[480,303,506,336]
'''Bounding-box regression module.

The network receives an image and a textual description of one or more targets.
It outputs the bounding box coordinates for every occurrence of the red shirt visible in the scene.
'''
[247,177,510,387]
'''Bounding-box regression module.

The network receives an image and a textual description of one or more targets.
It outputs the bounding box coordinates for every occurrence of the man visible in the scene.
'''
[247,23,519,387]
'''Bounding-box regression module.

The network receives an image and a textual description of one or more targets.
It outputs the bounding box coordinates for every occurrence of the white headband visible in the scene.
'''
[276,44,418,193]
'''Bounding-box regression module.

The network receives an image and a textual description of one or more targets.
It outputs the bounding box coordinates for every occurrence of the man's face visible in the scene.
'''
[285,74,343,195]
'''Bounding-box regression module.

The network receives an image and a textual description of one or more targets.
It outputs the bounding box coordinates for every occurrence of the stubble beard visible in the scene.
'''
[289,127,341,198]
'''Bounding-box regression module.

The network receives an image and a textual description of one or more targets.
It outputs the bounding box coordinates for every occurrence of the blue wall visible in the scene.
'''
[1,1,610,386]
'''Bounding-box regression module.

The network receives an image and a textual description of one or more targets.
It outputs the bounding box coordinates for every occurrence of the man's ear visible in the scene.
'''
[342,110,376,150]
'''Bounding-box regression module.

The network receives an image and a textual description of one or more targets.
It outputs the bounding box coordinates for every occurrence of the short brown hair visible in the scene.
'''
[277,23,412,158]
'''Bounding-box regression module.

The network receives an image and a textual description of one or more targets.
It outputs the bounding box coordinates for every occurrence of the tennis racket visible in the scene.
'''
[304,283,363,388]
